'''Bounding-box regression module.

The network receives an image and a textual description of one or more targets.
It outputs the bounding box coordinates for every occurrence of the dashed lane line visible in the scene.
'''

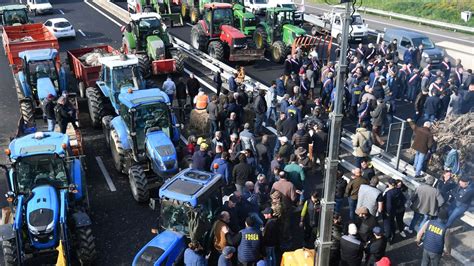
[95,156,117,192]
[78,29,86,37]
[59,9,64,15]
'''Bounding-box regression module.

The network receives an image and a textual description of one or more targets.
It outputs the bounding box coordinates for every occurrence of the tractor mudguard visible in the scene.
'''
[0,224,15,241]
[124,31,137,50]
[17,71,31,98]
[70,159,84,201]
[13,195,24,231]
[111,116,132,150]
[72,212,92,228]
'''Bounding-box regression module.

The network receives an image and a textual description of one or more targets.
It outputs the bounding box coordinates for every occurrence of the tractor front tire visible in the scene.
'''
[254,27,267,50]
[19,100,34,126]
[271,41,288,63]
[86,87,104,128]
[2,239,18,266]
[208,41,224,61]
[102,115,113,147]
[137,54,152,79]
[190,8,199,24]
[129,165,150,203]
[110,129,125,174]
[75,226,97,265]
[191,25,206,51]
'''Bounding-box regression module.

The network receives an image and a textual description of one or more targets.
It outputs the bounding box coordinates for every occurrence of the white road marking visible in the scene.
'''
[59,9,64,15]
[186,22,193,27]
[83,0,123,27]
[95,156,117,192]
[264,58,270,62]
[78,29,86,37]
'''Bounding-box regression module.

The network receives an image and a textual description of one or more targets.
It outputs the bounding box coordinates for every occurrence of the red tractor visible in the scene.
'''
[190,3,264,62]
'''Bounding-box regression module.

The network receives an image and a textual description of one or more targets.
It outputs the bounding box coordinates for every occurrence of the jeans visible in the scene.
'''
[167,94,174,105]
[414,151,426,176]
[210,120,218,138]
[254,113,266,135]
[334,198,343,214]
[47,119,56,132]
[266,107,278,125]
[409,212,429,232]
[407,85,418,102]
[423,113,436,123]
[421,250,441,266]
[348,198,358,221]
[265,246,276,266]
[446,204,469,228]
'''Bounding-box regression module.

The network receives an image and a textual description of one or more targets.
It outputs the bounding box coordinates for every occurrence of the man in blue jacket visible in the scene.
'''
[233,216,265,265]
[211,152,231,186]
[416,208,449,266]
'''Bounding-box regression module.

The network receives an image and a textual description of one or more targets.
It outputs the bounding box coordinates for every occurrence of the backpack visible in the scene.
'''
[360,132,372,154]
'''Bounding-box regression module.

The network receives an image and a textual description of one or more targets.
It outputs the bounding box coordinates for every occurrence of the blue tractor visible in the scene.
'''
[103,88,181,203]
[0,131,96,265]
[133,168,223,265]
[16,48,68,125]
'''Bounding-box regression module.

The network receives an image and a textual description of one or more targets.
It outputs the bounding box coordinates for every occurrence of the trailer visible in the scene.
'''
[304,7,368,44]
[67,45,118,98]
[2,23,59,72]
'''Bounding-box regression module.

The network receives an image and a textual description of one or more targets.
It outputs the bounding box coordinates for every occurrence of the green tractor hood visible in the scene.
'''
[282,24,306,45]
[146,35,166,61]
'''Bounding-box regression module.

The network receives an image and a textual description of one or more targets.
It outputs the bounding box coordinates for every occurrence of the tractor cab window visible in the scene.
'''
[243,17,256,28]
[120,103,131,127]
[211,8,233,32]
[27,60,57,87]
[137,17,162,35]
[134,102,171,149]
[16,154,68,193]
[112,65,143,91]
[104,66,112,89]
[160,199,192,234]
[276,11,294,26]
[4,9,28,25]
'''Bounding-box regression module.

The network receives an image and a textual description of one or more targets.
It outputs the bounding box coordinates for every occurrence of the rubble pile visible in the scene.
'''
[79,48,114,66]
[430,112,474,176]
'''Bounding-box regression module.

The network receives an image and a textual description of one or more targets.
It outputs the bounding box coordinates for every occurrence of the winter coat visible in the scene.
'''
[192,150,212,171]
[254,95,267,115]
[211,157,231,185]
[352,128,372,157]
[423,95,441,116]
[207,101,219,121]
[345,176,369,200]
[232,161,254,185]
[446,93,463,116]
[414,92,428,113]
[370,102,386,127]
[292,129,310,150]
[412,184,445,216]
[239,129,257,152]
[408,121,434,154]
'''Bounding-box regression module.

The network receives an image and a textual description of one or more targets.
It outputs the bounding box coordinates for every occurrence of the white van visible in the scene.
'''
[243,0,270,15]
[266,0,303,24]
[26,0,53,15]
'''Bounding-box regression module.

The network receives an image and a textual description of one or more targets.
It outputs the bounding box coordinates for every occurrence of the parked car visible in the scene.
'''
[44,18,76,39]
[26,0,53,15]
[383,28,444,68]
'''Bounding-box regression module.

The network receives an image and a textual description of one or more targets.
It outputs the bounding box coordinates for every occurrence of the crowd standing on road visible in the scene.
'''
[158,38,474,266]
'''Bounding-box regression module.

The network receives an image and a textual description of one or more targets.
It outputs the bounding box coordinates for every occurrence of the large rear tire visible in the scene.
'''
[191,25,207,51]
[86,87,104,128]
[208,41,224,61]
[102,115,113,147]
[75,226,97,265]
[2,239,18,266]
[19,100,34,126]
[254,27,267,50]
[137,54,152,79]
[271,41,288,63]
[128,165,150,203]
[110,129,125,174]
[172,50,185,73]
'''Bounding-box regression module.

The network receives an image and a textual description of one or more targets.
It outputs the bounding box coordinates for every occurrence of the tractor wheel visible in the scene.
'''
[102,115,113,147]
[191,25,206,51]
[271,41,288,63]
[19,100,34,126]
[190,7,199,24]
[78,81,86,98]
[86,87,104,128]
[2,239,18,266]
[75,226,97,265]
[208,41,224,61]
[254,27,268,50]
[110,129,125,173]
[137,54,152,79]
[128,165,150,203]
[181,3,188,19]
[172,50,185,73]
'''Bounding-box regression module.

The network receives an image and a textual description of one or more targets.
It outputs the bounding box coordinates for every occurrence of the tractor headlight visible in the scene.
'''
[159,160,166,171]
[44,221,54,234]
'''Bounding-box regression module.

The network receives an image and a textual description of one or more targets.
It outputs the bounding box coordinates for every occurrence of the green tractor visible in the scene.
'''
[122,12,185,78]
[0,4,29,26]
[232,3,258,37]
[253,7,307,63]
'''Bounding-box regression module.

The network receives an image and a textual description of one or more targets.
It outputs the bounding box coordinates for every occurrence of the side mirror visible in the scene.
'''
[5,191,15,203]
[68,184,78,194]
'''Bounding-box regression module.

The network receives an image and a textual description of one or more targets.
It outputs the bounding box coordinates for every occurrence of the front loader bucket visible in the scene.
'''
[161,14,184,27]
[152,59,177,75]
[229,48,265,62]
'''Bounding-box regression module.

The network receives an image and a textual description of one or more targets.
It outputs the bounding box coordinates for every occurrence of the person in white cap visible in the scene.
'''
[277,136,292,163]
[340,223,364,266]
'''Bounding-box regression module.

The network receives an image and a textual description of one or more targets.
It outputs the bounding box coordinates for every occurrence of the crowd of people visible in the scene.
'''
[156,39,474,266]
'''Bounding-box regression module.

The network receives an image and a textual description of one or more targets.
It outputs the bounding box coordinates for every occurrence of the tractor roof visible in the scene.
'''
[98,54,138,68]
[267,7,294,12]
[159,169,223,208]
[18,48,57,62]
[234,9,255,19]
[118,88,170,108]
[204,3,233,9]
[0,4,27,12]
[129,12,161,22]
[8,132,69,160]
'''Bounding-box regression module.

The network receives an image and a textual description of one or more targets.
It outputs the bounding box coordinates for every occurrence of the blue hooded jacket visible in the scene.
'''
[211,157,231,185]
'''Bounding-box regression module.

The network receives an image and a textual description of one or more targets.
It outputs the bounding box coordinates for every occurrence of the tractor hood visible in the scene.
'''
[26,185,59,249]
[145,130,177,173]
[146,35,166,61]
[283,24,306,36]
[36,77,57,100]
[220,25,247,39]
[132,230,185,266]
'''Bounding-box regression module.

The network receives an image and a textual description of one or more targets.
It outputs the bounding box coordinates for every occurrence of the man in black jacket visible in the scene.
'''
[414,89,429,123]
[186,73,200,100]
[43,94,56,131]
[232,154,254,193]
[340,223,364,266]
[262,208,279,266]
[365,226,387,265]
[254,89,267,136]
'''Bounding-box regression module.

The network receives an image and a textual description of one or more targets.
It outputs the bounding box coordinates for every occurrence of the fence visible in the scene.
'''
[385,116,414,170]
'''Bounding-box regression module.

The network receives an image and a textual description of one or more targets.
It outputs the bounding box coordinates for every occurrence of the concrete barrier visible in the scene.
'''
[436,41,474,70]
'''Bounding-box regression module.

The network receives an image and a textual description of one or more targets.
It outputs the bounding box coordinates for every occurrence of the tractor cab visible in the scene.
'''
[19,48,65,102]
[265,7,295,39]
[232,5,257,36]
[203,3,234,36]
[127,13,171,53]
[133,169,223,265]
[0,4,29,26]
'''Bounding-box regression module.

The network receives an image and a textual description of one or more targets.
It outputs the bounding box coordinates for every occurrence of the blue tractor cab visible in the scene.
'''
[105,88,180,203]
[0,131,96,265]
[16,48,67,125]
[133,168,223,266]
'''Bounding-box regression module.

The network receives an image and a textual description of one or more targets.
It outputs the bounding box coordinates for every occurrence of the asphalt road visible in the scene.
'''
[0,0,464,265]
